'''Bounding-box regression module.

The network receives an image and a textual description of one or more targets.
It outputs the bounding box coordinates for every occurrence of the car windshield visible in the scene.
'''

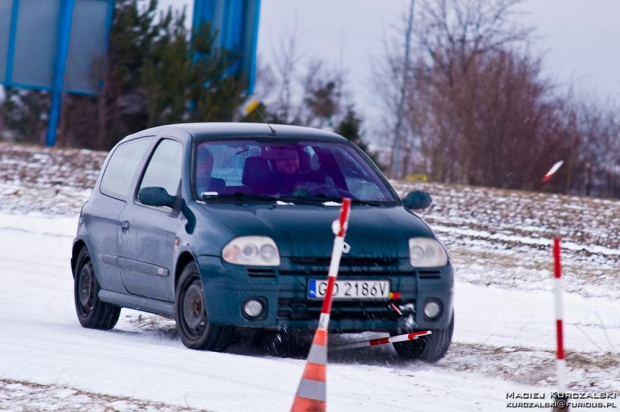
[193,139,399,204]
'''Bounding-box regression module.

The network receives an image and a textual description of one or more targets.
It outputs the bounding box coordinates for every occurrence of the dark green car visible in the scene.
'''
[71,123,454,361]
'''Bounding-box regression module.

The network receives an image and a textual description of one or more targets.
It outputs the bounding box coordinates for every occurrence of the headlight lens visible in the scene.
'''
[409,238,448,267]
[222,236,281,266]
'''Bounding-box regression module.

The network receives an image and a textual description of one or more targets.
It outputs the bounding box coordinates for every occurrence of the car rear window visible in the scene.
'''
[100,138,151,200]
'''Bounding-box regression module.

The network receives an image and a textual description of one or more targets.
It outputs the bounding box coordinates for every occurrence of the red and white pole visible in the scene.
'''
[553,238,567,393]
[291,199,351,412]
[542,161,565,183]
[331,331,432,351]
[318,198,352,331]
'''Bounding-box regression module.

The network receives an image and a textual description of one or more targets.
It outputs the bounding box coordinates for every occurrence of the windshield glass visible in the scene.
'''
[193,139,398,204]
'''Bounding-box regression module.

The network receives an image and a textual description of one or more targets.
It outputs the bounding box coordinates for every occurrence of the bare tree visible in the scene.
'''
[256,28,348,128]
[416,0,531,83]
[370,12,418,173]
[269,27,303,123]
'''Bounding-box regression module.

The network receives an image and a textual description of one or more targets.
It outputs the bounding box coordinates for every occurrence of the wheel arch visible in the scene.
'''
[175,251,197,288]
[71,240,88,278]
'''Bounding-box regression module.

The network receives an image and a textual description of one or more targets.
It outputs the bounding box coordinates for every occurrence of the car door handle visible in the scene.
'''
[120,221,130,231]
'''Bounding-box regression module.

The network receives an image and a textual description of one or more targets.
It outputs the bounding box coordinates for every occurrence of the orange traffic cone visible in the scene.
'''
[291,329,328,412]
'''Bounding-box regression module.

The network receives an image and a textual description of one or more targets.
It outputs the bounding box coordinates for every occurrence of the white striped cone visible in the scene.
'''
[291,329,328,412]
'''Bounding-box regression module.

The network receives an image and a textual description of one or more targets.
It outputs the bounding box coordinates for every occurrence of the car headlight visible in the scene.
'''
[409,237,448,267]
[222,236,281,266]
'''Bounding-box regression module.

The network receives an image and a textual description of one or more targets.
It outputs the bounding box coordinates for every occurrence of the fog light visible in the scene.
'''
[243,299,264,318]
[424,300,442,319]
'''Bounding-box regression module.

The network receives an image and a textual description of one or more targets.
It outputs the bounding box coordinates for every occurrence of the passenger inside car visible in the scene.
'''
[269,148,303,194]
[241,155,273,194]
[196,145,226,195]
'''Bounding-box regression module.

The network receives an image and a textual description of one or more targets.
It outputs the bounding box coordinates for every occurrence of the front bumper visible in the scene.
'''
[196,255,454,332]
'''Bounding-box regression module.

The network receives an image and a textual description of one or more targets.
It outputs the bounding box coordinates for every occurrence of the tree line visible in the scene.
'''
[0,0,618,199]
[376,0,620,198]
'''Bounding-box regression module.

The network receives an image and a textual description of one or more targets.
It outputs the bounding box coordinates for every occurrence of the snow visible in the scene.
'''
[0,210,618,411]
[0,143,618,410]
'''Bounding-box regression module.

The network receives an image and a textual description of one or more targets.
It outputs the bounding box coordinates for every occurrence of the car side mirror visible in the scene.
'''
[139,187,177,208]
[402,190,432,210]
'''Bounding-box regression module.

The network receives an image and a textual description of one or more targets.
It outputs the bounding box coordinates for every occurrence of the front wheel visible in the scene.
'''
[74,248,120,330]
[392,312,454,362]
[175,262,233,351]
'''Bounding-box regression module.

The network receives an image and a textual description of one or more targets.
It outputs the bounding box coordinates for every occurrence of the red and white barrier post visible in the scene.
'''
[320,198,352,330]
[542,161,565,183]
[541,164,570,409]
[554,238,566,391]
[290,198,352,412]
[553,238,569,410]
[331,331,432,351]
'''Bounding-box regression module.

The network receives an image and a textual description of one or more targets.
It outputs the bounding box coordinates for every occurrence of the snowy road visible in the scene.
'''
[0,212,618,411]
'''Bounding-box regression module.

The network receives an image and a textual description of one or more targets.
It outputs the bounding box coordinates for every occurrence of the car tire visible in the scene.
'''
[175,262,233,351]
[74,248,121,330]
[391,311,454,362]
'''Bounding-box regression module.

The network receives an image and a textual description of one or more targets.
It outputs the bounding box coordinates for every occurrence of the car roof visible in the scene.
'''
[128,123,347,142]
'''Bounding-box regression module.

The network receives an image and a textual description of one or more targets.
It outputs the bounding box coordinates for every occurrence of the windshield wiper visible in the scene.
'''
[288,196,396,206]
[278,195,371,205]
[203,193,395,206]
[202,192,280,203]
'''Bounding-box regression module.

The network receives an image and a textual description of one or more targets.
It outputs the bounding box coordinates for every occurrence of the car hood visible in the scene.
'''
[200,203,434,259]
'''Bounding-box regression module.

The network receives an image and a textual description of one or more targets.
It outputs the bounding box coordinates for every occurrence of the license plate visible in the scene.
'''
[307,280,390,300]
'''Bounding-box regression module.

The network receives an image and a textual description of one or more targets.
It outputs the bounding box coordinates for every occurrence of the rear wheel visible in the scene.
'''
[175,262,233,351]
[74,248,120,330]
[392,312,454,362]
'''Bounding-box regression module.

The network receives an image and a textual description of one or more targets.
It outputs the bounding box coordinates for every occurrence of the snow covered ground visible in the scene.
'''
[0,142,618,411]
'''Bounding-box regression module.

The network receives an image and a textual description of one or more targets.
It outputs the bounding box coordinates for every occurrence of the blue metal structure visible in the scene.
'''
[0,0,113,146]
[192,0,261,94]
[48,0,75,147]
[3,0,20,84]
[1,0,260,146]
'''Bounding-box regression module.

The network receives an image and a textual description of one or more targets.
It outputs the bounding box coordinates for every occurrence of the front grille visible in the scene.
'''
[277,298,415,321]
[281,256,410,277]
[290,257,398,266]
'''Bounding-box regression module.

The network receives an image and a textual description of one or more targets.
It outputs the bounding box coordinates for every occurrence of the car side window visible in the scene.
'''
[100,138,151,200]
[139,139,183,199]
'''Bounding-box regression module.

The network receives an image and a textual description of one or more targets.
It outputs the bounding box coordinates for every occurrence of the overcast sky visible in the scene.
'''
[162,0,620,130]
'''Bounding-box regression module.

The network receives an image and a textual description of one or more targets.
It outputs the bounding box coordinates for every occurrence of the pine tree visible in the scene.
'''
[97,0,161,148]
[305,81,337,127]
[142,12,248,126]
[62,0,247,149]
[187,22,248,122]
[336,107,381,168]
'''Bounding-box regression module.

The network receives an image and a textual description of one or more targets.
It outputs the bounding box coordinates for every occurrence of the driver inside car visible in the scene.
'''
[266,147,334,196]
